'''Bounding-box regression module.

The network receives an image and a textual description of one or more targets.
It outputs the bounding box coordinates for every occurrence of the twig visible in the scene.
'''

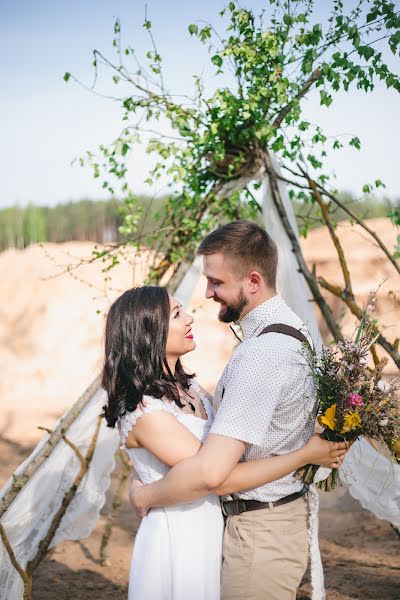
[306,175,353,297]
[37,427,85,468]
[0,523,32,599]
[279,165,400,277]
[318,183,400,276]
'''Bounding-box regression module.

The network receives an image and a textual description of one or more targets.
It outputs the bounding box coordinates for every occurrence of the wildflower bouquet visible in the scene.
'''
[296,306,400,491]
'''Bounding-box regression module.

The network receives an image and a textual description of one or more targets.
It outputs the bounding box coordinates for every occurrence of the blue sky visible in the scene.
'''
[1,0,400,208]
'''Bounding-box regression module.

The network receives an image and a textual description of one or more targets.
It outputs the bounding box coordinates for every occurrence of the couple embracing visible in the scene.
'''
[102,220,347,600]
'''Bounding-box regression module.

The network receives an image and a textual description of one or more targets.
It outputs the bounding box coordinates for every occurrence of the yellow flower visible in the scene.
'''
[392,439,400,458]
[317,404,337,430]
[341,412,361,433]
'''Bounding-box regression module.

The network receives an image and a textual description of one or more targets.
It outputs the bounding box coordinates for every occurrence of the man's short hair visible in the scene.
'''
[197,220,278,288]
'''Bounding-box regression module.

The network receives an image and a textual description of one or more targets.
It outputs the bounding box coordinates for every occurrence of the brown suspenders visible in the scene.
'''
[221,323,312,398]
[257,323,312,351]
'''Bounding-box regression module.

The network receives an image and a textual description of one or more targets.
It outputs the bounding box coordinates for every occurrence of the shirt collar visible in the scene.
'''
[238,293,283,340]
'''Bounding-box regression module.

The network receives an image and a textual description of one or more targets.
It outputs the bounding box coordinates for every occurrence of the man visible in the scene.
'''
[131,220,321,599]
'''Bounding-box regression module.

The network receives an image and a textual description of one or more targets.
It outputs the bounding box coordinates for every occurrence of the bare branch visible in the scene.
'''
[0,524,32,599]
[318,277,400,369]
[318,184,400,276]
[272,68,322,129]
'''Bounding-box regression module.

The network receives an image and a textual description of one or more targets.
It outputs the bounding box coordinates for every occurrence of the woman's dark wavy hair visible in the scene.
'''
[102,286,194,428]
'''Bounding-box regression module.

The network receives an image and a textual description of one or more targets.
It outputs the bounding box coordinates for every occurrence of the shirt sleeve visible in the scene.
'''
[210,339,284,446]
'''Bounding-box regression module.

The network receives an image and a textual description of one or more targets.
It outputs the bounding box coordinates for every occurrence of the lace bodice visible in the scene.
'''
[118,380,214,485]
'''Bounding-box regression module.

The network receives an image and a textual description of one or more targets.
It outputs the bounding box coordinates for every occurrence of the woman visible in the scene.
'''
[102,286,346,600]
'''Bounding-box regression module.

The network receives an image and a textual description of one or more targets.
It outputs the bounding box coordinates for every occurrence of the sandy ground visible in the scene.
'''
[1,217,399,598]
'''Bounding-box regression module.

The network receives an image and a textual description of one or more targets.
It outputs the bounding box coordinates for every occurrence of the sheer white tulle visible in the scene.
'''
[340,438,400,529]
[0,389,119,600]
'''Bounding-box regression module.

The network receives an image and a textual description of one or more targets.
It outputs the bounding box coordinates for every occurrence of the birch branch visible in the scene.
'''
[279,163,400,277]
[307,177,353,297]
[318,183,400,276]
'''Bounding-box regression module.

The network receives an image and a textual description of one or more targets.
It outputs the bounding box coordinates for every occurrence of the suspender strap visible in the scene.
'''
[222,323,312,399]
[257,323,312,350]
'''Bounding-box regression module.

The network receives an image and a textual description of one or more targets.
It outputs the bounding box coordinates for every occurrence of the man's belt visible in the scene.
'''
[221,485,309,517]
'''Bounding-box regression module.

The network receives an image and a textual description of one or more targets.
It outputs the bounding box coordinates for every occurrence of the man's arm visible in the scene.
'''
[134,433,247,511]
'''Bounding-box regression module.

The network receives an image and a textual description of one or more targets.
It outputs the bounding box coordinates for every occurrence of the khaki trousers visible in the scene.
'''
[221,496,309,600]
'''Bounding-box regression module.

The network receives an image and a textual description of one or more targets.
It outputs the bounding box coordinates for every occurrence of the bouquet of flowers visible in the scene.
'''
[297,299,400,491]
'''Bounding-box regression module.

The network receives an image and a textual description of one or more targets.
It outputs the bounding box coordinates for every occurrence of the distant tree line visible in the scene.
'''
[0,196,165,251]
[0,193,397,252]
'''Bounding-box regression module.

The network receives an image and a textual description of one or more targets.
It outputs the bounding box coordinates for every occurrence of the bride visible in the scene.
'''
[101,285,346,600]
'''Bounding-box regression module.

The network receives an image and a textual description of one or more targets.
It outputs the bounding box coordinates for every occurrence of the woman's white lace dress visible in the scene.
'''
[118,380,224,600]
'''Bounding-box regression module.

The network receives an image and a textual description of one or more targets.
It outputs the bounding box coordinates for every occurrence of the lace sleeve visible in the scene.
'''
[118,397,179,447]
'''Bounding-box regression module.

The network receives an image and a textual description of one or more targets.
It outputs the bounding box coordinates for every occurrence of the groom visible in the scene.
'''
[132,220,319,599]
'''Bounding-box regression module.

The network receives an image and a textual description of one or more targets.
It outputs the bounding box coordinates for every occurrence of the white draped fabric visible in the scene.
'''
[340,438,400,529]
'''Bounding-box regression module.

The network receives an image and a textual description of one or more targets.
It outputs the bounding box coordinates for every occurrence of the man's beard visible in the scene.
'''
[216,289,248,323]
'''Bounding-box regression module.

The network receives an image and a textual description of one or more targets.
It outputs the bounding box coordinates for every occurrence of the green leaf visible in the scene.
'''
[307,154,323,169]
[375,179,386,189]
[188,24,198,36]
[320,90,333,107]
[358,45,374,61]
[63,72,71,82]
[199,26,211,42]
[388,208,400,227]
[349,137,361,150]
[211,55,223,68]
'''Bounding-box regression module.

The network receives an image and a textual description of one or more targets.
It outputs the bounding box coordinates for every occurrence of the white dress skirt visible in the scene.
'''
[118,380,224,600]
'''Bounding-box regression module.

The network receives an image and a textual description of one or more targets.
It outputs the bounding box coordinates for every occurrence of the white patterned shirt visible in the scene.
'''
[210,293,317,502]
